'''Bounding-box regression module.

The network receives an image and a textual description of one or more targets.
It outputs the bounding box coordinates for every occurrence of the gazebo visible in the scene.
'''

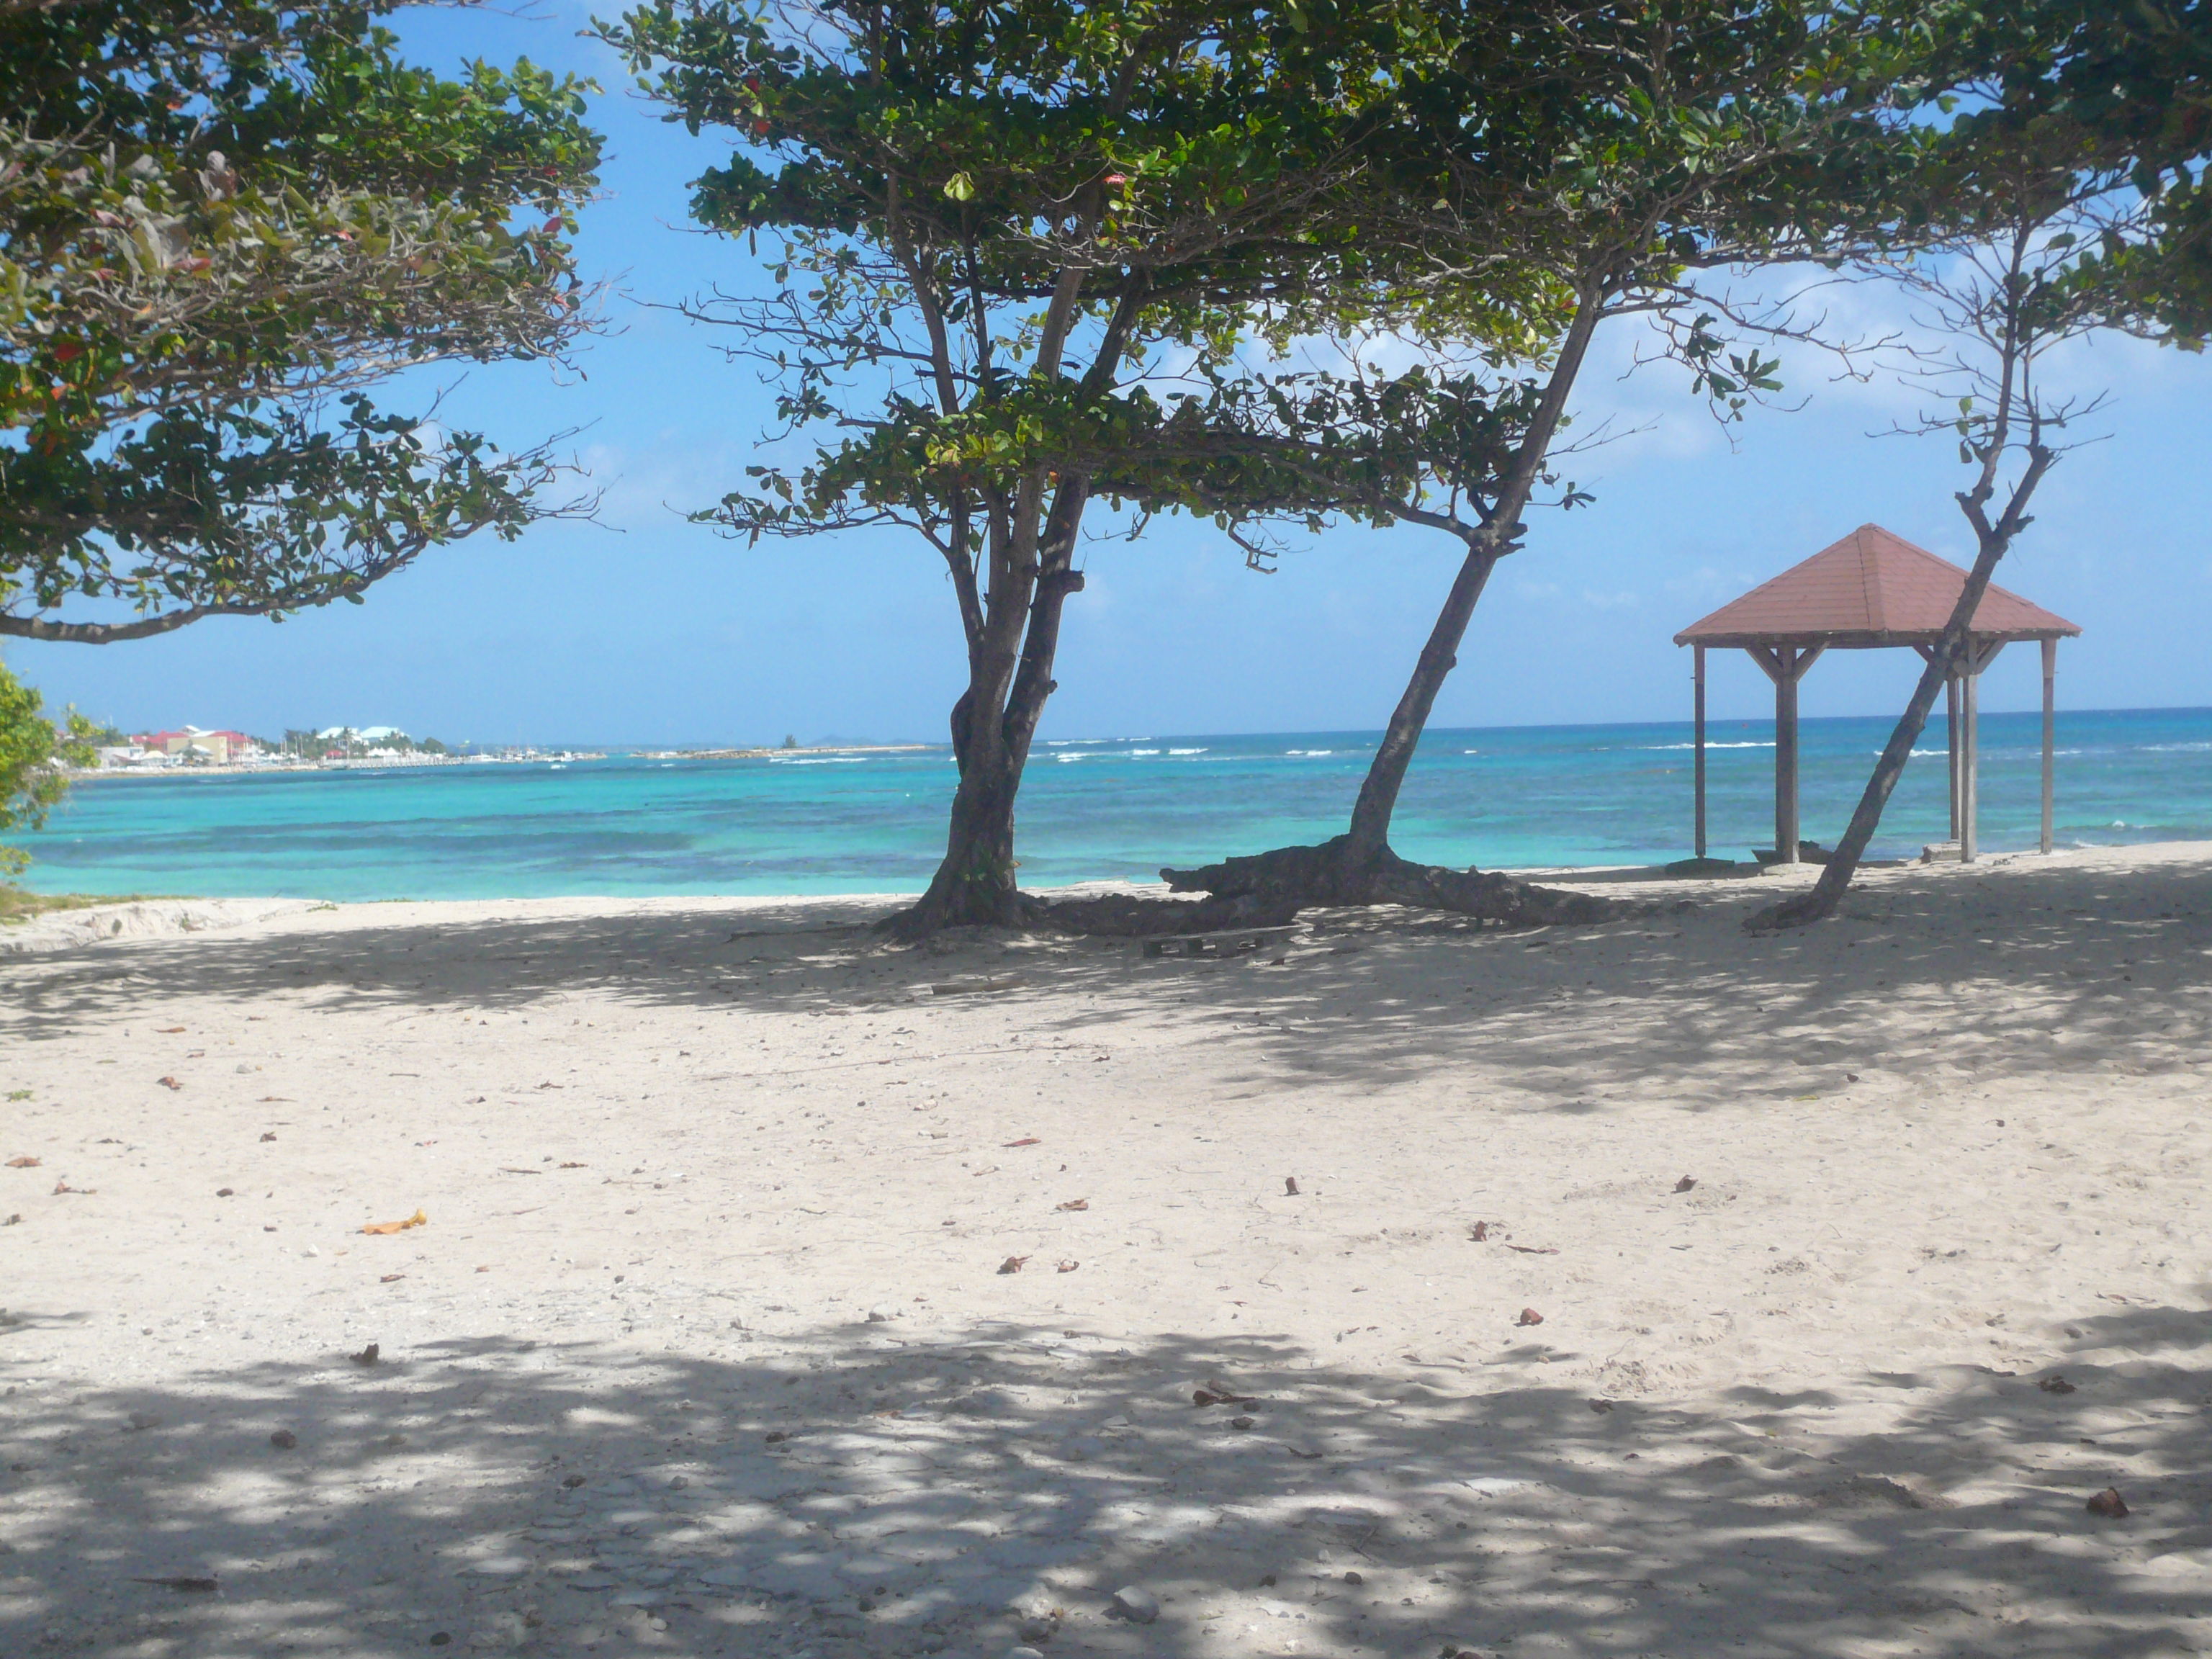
[1673,524,2082,865]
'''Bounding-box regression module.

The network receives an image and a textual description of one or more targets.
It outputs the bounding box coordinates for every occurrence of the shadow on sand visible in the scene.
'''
[3,853,2206,1111]
[4,1303,2210,1658]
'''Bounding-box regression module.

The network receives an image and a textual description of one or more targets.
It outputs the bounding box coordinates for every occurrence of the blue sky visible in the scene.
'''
[9,4,2211,747]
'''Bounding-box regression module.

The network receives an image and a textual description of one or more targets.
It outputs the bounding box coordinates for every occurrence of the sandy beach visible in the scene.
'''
[4,843,2210,1658]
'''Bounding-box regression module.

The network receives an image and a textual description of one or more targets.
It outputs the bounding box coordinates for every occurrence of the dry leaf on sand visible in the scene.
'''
[361,1208,426,1236]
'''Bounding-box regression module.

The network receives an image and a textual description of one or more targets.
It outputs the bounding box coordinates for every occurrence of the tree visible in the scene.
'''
[1751,1,2212,930]
[602,0,1503,935]
[1156,0,1982,921]
[0,657,96,877]
[1,0,602,642]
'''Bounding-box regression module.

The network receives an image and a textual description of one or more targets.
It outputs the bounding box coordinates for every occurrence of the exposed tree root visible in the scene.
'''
[874,837,1627,942]
[1160,835,1631,927]
[1743,890,1826,933]
[1019,889,1301,937]
[874,887,1297,943]
[873,888,1028,944]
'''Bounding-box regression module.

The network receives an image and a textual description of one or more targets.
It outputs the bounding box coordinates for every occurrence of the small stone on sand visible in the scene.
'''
[1110,1585,1160,1624]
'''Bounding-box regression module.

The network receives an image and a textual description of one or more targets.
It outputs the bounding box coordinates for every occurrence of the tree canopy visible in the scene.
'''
[0,0,603,642]
[602,0,1556,931]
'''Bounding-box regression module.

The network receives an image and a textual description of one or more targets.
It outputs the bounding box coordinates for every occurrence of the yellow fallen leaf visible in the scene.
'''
[362,1208,426,1236]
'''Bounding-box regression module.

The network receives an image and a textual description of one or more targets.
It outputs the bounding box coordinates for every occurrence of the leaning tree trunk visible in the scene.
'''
[1164,287,1627,930]
[1159,540,1627,927]
[1344,538,1504,860]
[1749,449,2053,932]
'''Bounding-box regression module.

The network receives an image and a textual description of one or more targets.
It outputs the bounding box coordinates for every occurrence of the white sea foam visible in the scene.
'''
[1127,749,1161,757]
[1642,741,1773,750]
[1286,749,1334,756]
[1168,747,1207,755]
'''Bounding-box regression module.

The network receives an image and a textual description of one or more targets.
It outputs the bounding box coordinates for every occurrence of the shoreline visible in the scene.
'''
[61,741,936,782]
[0,837,2139,950]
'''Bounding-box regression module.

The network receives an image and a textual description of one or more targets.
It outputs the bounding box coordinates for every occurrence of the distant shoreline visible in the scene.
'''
[63,742,935,781]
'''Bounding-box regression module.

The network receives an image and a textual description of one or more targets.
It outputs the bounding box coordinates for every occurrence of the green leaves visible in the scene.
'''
[1,395,574,642]
[0,659,95,874]
[1,0,604,639]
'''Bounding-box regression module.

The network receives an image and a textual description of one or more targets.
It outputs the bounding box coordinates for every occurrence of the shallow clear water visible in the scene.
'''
[14,707,2208,901]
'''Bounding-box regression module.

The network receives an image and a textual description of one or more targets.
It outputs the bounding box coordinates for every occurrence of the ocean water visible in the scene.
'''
[12,706,2211,902]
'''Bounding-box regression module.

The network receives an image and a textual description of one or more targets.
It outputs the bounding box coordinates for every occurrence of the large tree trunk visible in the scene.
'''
[880,488,1092,940]
[889,742,1029,937]
[878,270,1148,943]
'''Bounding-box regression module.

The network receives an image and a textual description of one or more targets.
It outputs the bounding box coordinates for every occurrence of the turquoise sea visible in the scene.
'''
[12,707,2211,902]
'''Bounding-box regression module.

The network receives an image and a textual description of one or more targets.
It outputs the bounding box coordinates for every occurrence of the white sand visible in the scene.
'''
[3,845,2209,1658]
[0,896,321,956]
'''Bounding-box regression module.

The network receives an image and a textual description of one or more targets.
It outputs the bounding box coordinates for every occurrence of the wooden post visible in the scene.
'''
[1693,644,1707,860]
[1961,659,1980,863]
[1776,648,1799,863]
[1945,674,1962,843]
[2041,637,2057,855]
[1746,644,1820,863]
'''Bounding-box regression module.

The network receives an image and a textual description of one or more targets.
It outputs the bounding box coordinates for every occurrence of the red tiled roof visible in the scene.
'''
[1673,524,2081,647]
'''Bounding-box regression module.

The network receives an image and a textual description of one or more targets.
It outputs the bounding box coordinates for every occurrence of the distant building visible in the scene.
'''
[130,725,261,764]
[314,724,418,758]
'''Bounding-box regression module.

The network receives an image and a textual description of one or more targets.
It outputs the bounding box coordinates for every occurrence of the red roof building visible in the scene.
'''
[1674,523,2080,650]
[1673,526,2080,866]
[130,727,258,763]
